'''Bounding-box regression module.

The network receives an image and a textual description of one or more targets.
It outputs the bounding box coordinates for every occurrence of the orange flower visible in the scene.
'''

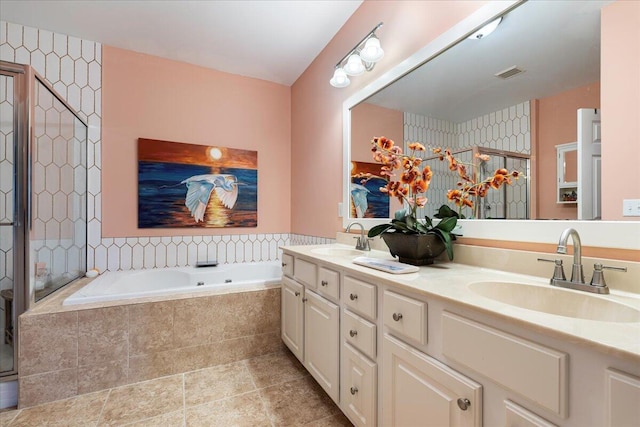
[416,197,428,207]
[412,179,428,193]
[422,165,433,181]
[408,142,426,151]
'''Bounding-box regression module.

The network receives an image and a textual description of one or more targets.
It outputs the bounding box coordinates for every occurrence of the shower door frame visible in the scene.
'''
[0,61,28,380]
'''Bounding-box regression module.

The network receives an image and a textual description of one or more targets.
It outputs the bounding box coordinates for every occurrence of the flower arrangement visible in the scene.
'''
[357,136,521,261]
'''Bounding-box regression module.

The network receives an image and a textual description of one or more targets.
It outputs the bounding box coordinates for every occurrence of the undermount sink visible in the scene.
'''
[310,247,364,257]
[468,281,640,323]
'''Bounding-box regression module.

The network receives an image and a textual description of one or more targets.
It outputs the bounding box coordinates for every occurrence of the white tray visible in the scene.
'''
[352,257,420,274]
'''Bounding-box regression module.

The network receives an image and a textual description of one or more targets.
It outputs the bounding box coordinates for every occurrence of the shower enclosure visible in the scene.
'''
[0,61,87,378]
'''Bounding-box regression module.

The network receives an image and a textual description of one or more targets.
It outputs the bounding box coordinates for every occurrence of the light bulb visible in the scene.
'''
[330,67,350,88]
[343,54,365,76]
[360,36,384,63]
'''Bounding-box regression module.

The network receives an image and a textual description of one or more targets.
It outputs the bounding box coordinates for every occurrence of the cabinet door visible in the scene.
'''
[606,368,640,427]
[342,342,377,427]
[304,289,340,403]
[382,334,482,427]
[281,277,304,362]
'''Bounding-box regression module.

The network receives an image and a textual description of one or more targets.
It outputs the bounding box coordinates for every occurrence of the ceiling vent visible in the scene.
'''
[495,66,525,79]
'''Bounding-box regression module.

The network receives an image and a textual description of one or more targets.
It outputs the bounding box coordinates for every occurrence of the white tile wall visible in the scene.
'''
[404,102,531,219]
[1,21,333,274]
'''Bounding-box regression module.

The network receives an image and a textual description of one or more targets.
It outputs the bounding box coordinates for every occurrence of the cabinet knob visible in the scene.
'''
[294,291,300,297]
[321,280,328,286]
[392,312,403,321]
[350,386,358,395]
[281,262,287,267]
[302,297,308,303]
[349,293,358,301]
[457,398,471,411]
[349,330,358,337]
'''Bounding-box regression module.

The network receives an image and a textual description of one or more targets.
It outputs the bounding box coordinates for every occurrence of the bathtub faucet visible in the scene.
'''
[195,260,218,268]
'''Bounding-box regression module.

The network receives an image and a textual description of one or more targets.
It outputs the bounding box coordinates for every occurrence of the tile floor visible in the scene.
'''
[0,350,353,427]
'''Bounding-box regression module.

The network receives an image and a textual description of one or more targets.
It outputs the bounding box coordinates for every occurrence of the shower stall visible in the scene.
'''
[0,61,88,379]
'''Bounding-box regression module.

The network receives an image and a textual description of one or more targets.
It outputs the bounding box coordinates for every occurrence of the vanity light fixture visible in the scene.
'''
[330,22,384,88]
[467,16,503,39]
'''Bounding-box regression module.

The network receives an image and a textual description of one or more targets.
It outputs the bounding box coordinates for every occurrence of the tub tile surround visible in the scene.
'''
[2,350,352,426]
[17,286,282,408]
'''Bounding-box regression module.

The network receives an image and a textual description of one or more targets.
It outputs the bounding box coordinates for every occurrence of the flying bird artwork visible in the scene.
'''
[137,138,257,228]
[182,174,239,222]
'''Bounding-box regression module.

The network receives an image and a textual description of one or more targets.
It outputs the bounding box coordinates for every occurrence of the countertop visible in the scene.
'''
[281,243,640,363]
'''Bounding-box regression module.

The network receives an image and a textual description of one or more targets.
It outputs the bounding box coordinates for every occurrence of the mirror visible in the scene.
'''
[347,0,607,222]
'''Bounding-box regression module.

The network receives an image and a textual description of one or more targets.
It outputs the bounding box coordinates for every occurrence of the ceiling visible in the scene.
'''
[0,0,363,86]
[366,0,610,123]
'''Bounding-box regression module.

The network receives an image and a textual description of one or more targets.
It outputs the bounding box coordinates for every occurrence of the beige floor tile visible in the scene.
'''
[184,361,255,407]
[304,413,354,427]
[9,390,108,427]
[260,376,341,426]
[98,375,183,426]
[185,391,271,427]
[121,409,184,427]
[0,409,20,427]
[245,350,307,388]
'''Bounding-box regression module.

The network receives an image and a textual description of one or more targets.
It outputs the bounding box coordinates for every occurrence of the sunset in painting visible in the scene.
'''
[137,138,258,228]
[350,161,389,219]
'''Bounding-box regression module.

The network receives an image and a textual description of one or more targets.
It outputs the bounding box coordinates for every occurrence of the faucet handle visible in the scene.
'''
[537,258,566,281]
[590,263,627,287]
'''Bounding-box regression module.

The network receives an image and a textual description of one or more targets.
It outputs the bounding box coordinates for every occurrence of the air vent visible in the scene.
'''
[495,66,525,79]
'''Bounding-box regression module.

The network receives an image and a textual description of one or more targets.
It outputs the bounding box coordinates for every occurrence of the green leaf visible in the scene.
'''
[435,216,457,233]
[424,215,433,228]
[367,224,394,238]
[416,222,430,234]
[431,228,454,260]
[405,215,416,230]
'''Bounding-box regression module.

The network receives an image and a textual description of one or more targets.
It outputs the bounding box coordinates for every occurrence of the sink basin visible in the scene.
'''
[310,247,364,257]
[468,281,640,323]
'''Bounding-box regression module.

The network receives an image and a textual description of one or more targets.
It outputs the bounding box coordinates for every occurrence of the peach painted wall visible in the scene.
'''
[534,81,600,220]
[101,46,291,237]
[351,102,403,162]
[601,0,640,220]
[291,0,488,238]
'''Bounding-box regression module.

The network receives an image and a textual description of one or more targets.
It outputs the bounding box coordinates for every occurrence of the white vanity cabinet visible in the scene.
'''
[382,334,482,427]
[280,255,341,403]
[304,288,340,402]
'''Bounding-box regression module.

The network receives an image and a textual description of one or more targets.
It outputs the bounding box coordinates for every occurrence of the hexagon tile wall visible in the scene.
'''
[0,21,332,274]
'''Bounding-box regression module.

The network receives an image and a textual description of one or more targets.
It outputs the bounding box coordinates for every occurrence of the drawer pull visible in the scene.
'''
[349,330,358,337]
[302,297,308,303]
[294,291,300,297]
[392,312,403,321]
[457,398,471,411]
[350,293,358,301]
[321,280,328,286]
[350,386,358,395]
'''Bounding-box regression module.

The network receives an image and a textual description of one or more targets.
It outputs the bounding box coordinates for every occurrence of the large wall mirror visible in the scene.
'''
[342,0,639,249]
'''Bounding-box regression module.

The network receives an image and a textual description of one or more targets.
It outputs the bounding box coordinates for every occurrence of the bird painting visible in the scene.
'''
[350,182,370,218]
[181,174,239,222]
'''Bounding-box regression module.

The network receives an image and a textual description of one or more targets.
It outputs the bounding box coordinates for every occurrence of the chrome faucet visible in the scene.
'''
[537,228,626,294]
[346,222,370,251]
[557,228,584,284]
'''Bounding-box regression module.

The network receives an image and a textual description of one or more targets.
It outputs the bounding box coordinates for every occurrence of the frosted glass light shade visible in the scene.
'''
[330,67,350,88]
[344,54,365,76]
[360,37,384,63]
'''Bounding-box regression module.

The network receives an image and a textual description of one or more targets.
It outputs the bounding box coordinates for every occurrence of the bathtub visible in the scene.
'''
[63,261,282,306]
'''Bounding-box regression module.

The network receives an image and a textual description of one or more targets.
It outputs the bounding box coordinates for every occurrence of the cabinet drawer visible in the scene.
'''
[442,312,568,418]
[343,309,376,359]
[343,276,376,320]
[318,266,340,301]
[294,257,317,288]
[383,290,427,345]
[342,342,377,427]
[505,400,557,427]
[281,253,294,277]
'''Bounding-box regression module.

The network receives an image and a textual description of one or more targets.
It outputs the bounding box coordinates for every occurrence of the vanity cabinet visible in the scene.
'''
[382,334,482,427]
[304,288,340,402]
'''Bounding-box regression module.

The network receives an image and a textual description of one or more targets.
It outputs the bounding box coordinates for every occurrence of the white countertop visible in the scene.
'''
[281,243,640,362]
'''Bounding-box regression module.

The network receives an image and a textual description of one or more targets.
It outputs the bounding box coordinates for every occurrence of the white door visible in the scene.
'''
[281,277,304,361]
[304,289,340,403]
[577,108,602,219]
[382,335,482,427]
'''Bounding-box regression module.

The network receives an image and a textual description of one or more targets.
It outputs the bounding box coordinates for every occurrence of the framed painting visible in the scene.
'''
[138,138,258,228]
[350,161,389,219]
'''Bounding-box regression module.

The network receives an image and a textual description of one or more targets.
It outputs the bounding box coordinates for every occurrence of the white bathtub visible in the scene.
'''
[63,261,282,306]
